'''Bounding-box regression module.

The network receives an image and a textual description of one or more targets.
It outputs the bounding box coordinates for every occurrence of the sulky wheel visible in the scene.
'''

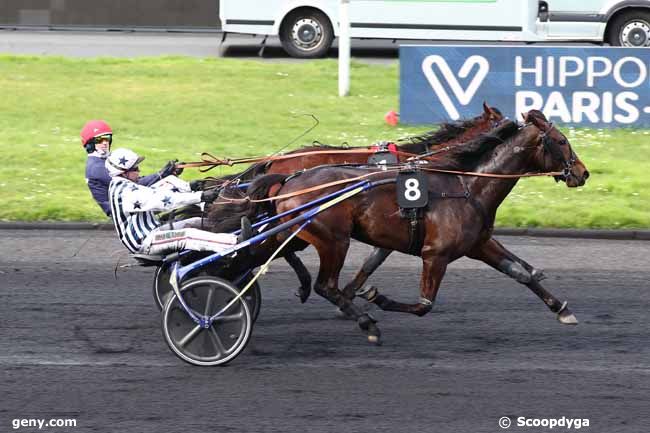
[153,265,262,323]
[237,273,262,323]
[153,264,173,311]
[162,276,252,366]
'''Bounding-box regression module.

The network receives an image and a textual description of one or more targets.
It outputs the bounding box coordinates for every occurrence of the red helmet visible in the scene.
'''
[80,120,113,153]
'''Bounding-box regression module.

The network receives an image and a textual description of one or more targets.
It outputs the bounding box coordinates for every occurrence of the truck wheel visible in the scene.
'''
[607,10,650,47]
[280,9,334,58]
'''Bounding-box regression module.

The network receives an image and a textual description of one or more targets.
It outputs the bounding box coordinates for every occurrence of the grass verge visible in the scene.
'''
[0,55,648,228]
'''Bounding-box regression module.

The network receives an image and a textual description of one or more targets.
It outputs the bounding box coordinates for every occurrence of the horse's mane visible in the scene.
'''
[429,119,518,171]
[398,109,501,151]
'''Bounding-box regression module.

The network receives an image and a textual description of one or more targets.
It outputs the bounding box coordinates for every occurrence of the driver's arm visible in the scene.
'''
[121,184,202,213]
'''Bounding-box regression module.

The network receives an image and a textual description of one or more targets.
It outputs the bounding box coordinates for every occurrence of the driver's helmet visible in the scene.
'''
[105,148,145,177]
[80,120,113,154]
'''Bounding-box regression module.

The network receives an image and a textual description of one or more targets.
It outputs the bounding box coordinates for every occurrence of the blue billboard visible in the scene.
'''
[400,46,650,127]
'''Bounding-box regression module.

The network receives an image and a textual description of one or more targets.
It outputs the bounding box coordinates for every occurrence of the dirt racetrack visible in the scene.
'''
[1,229,649,433]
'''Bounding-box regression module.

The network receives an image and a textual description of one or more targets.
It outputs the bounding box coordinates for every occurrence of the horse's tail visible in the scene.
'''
[246,173,289,219]
[204,186,251,233]
[204,173,287,232]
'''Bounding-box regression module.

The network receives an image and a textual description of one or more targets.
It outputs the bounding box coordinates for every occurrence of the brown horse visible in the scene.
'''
[204,103,504,301]
[258,102,504,176]
[237,111,589,343]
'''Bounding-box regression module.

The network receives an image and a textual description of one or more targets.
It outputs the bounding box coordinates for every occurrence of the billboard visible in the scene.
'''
[400,45,650,127]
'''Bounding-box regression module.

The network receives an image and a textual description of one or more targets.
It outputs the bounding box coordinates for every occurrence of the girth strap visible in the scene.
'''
[402,207,424,256]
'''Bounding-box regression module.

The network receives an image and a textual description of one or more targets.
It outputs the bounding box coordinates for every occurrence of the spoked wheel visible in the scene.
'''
[153,264,173,311]
[162,276,252,366]
[237,274,262,323]
[153,265,263,323]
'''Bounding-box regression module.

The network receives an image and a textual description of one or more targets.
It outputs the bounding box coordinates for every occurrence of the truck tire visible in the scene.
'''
[607,10,650,47]
[280,9,334,58]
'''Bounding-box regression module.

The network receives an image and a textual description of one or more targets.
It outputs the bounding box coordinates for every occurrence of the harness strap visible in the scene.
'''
[419,166,563,179]
[213,168,404,205]
[212,163,564,206]
[177,147,422,171]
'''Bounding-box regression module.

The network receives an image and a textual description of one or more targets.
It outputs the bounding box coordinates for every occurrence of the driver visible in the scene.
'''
[81,120,183,217]
[105,148,238,257]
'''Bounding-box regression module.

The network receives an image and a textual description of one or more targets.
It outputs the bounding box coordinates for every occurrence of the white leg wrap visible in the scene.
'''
[141,228,237,256]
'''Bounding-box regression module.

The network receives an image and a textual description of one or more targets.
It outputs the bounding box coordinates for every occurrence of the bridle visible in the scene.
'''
[538,121,577,180]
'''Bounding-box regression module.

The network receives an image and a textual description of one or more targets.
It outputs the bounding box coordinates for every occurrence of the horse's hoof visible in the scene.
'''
[558,310,578,325]
[367,334,382,346]
[294,287,311,304]
[532,268,547,281]
[334,308,354,320]
[358,314,381,344]
[557,302,578,325]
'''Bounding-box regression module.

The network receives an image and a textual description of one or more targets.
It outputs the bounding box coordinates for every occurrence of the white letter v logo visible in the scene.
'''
[422,55,489,120]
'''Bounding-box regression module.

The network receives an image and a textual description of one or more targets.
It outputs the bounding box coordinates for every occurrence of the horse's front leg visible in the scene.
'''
[467,239,578,325]
[488,237,546,281]
[358,247,449,317]
[341,247,393,300]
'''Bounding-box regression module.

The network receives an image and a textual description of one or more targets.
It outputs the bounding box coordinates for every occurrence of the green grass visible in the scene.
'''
[0,55,648,228]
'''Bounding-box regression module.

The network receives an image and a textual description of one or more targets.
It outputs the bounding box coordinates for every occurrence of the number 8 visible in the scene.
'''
[404,178,421,201]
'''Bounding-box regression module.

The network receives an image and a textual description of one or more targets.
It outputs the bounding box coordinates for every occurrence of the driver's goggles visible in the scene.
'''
[94,134,112,144]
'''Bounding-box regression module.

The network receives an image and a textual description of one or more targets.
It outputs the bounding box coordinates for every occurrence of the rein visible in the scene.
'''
[212,164,564,205]
[177,148,422,172]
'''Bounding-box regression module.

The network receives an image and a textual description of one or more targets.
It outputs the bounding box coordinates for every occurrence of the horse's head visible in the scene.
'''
[523,110,589,187]
[479,101,505,129]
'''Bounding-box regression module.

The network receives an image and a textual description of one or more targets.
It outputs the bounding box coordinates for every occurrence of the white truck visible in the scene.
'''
[219,0,650,58]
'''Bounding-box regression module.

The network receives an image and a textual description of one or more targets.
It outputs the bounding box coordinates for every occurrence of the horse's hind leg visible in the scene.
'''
[283,251,312,303]
[341,248,392,300]
[467,240,578,325]
[359,249,449,317]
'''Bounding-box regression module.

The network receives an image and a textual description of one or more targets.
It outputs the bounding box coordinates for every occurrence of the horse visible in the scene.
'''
[202,103,504,301]
[254,102,504,176]
[200,102,503,188]
[224,110,589,344]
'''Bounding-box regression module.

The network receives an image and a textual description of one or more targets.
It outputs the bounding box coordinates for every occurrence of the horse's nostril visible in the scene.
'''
[583,170,590,180]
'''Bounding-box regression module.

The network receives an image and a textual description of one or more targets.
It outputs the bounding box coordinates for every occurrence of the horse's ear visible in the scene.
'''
[521,112,528,122]
[483,101,490,115]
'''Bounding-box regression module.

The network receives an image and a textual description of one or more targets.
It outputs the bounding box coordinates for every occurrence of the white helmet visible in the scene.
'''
[105,148,145,177]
